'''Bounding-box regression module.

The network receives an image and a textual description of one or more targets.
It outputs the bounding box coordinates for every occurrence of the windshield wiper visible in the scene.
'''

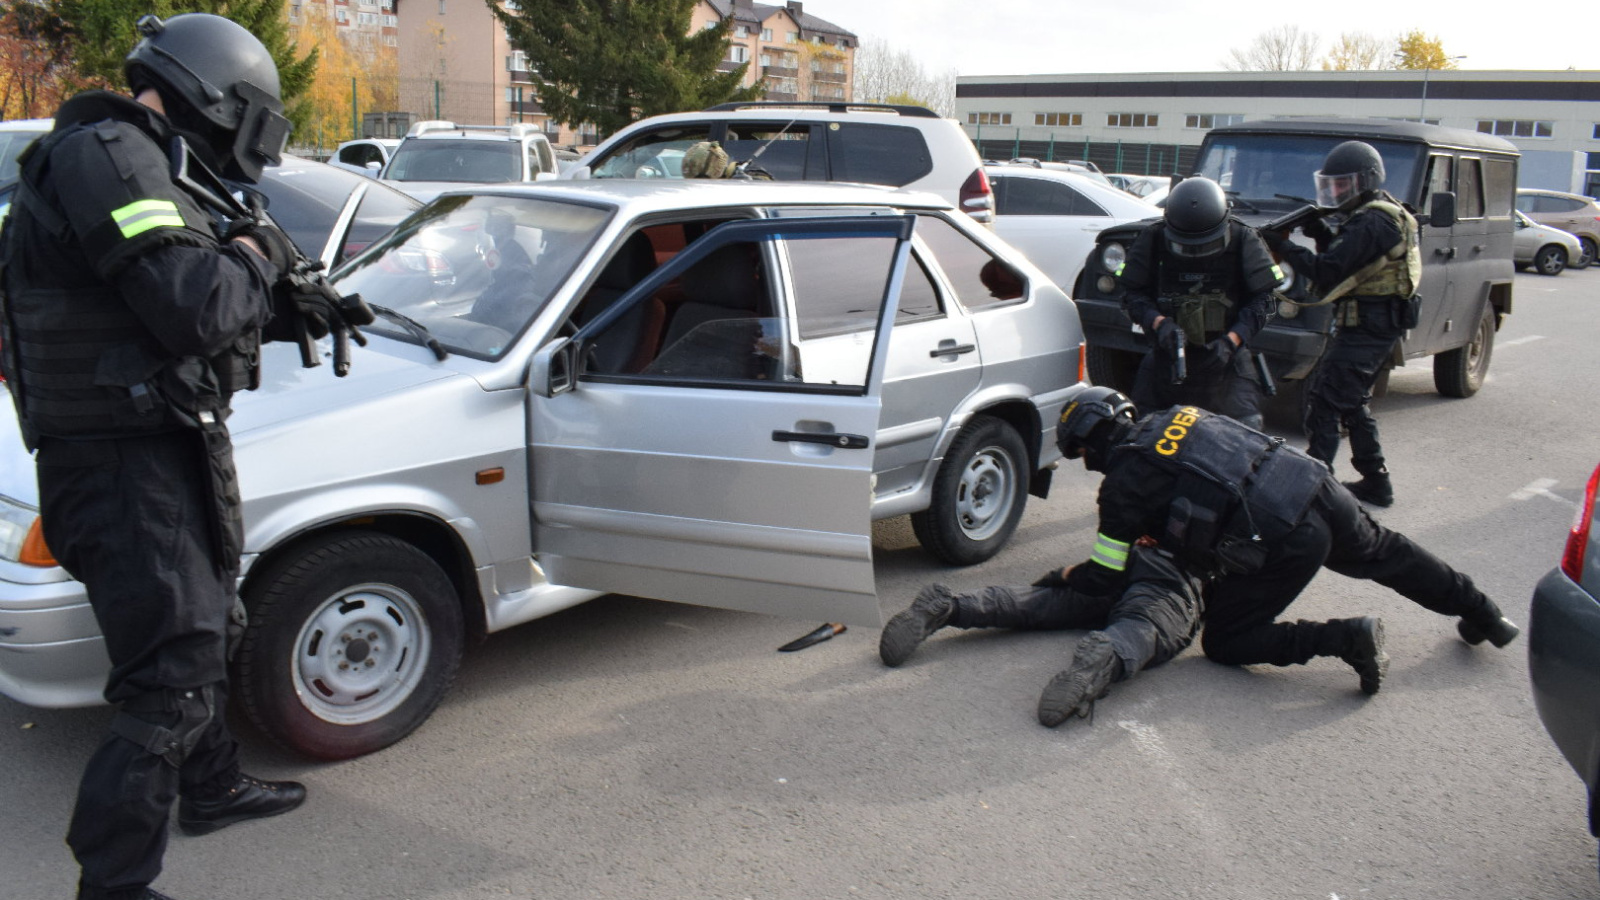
[369,304,448,360]
[1224,191,1261,213]
[1274,193,1318,207]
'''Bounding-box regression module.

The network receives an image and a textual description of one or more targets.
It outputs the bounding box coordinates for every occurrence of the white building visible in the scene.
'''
[956,70,1600,196]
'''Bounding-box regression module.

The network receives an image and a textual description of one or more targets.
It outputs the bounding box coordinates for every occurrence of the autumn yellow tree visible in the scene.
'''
[290,11,381,148]
[1321,32,1394,71]
[1394,30,1459,70]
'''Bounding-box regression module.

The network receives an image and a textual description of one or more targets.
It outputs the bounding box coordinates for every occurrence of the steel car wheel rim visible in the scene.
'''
[291,583,432,726]
[955,444,1018,541]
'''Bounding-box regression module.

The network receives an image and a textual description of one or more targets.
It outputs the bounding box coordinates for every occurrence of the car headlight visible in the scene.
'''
[1100,241,1127,275]
[1275,259,1295,292]
[0,495,56,567]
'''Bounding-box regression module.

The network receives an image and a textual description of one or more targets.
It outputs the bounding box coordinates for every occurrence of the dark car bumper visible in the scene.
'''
[1529,566,1600,836]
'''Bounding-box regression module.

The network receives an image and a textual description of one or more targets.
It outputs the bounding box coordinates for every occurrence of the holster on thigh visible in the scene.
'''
[110,685,216,769]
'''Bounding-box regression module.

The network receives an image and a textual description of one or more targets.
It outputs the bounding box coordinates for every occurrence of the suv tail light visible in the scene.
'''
[960,168,993,223]
[1560,462,1600,582]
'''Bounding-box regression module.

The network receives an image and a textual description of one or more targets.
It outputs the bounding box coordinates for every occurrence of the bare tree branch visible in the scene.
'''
[1222,25,1320,71]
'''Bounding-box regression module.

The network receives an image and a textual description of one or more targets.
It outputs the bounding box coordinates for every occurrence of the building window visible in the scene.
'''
[1033,112,1081,127]
[968,112,1011,126]
[1108,113,1158,128]
[1590,123,1600,140]
[735,25,750,37]
[1477,119,1553,138]
[761,27,772,41]
[335,7,348,23]
[787,30,799,43]
[760,53,771,67]
[508,50,527,71]
[729,45,749,63]
[1185,113,1244,129]
[436,0,444,14]
[837,38,850,49]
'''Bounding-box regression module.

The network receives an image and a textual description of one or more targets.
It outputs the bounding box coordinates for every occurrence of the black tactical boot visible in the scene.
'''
[1457,611,1520,648]
[1338,617,1389,695]
[143,890,179,900]
[1037,632,1124,728]
[1342,469,1394,507]
[178,773,306,836]
[879,584,955,667]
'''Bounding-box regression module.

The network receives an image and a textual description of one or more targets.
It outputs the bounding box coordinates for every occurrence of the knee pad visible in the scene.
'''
[109,685,216,768]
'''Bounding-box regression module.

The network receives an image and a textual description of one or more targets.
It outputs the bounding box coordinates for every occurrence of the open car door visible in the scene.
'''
[527,216,915,627]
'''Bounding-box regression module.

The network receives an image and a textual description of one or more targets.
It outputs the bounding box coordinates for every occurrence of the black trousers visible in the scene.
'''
[1305,297,1403,475]
[1132,343,1265,429]
[948,547,1204,677]
[36,432,242,900]
[1200,478,1496,667]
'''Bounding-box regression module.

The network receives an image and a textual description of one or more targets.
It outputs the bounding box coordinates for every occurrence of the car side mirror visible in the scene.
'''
[365,160,382,171]
[568,166,591,181]
[534,171,558,182]
[532,337,578,397]
[1429,191,1457,229]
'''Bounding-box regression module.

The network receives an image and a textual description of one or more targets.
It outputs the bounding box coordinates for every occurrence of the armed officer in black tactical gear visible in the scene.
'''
[0,14,345,900]
[879,539,1206,728]
[1261,141,1420,508]
[1050,388,1520,697]
[1119,176,1280,429]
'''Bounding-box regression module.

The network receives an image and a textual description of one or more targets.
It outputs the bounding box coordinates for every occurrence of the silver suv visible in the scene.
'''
[0,180,1084,759]
[567,102,995,223]
[380,120,559,201]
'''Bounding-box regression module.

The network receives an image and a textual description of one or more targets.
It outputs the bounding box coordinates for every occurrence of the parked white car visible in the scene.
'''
[327,137,400,177]
[380,120,560,203]
[1513,210,1582,276]
[0,179,1087,760]
[985,163,1161,292]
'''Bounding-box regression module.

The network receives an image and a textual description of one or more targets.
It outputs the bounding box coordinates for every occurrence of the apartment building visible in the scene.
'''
[956,70,1600,195]
[692,1,857,104]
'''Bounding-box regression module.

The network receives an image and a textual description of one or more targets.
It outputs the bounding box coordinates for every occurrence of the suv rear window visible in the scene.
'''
[387,139,520,183]
[828,123,932,187]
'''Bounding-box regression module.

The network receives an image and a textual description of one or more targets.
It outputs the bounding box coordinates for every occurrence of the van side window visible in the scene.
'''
[1456,157,1484,219]
[1424,154,1452,207]
[1482,159,1514,218]
[829,123,934,187]
[913,214,1025,311]
[722,123,818,181]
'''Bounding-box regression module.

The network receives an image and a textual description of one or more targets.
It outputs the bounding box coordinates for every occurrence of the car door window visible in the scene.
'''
[785,239,942,338]
[1425,154,1452,208]
[827,123,933,186]
[722,123,817,181]
[913,213,1026,311]
[1483,158,1514,218]
[590,126,713,179]
[1456,157,1484,219]
[996,176,1108,217]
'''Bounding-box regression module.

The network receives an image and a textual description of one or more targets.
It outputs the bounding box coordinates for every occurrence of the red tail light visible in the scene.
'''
[959,168,994,223]
[1560,462,1600,581]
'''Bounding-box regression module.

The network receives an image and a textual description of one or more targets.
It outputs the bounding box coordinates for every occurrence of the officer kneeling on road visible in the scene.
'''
[1119,176,1280,429]
[879,540,1206,728]
[1049,388,1519,696]
[1260,141,1420,508]
[0,14,366,900]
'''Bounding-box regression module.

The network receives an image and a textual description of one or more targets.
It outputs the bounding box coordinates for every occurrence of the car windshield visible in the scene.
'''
[1193,134,1425,212]
[332,194,612,359]
[385,138,521,183]
[252,160,421,264]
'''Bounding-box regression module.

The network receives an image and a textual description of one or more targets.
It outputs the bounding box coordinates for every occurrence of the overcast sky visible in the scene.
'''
[792,0,1599,76]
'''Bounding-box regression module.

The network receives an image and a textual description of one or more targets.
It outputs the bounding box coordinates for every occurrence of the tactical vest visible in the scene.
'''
[2,106,257,446]
[1322,196,1421,326]
[1124,406,1327,573]
[1155,227,1241,341]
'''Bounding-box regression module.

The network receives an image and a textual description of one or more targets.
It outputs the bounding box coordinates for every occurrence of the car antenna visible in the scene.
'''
[733,118,797,180]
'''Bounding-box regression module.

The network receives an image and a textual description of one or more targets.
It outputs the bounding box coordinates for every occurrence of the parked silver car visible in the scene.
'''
[1513,210,1582,276]
[0,180,1086,759]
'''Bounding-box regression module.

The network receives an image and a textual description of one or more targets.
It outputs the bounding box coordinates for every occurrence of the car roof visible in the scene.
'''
[983,164,1161,214]
[0,118,51,132]
[1207,116,1520,155]
[1517,187,1596,200]
[425,178,952,217]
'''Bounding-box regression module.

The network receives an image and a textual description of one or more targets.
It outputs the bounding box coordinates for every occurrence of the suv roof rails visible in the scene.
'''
[701,101,939,118]
[407,120,545,138]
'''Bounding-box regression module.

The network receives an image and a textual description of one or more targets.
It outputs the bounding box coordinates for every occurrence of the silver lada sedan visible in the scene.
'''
[0,179,1087,759]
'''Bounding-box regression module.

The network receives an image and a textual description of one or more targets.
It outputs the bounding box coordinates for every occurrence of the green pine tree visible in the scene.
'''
[490,0,762,140]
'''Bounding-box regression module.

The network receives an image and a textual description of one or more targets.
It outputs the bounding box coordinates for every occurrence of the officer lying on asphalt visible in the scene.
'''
[0,13,366,900]
[1047,388,1518,697]
[1119,176,1280,429]
[880,540,1206,728]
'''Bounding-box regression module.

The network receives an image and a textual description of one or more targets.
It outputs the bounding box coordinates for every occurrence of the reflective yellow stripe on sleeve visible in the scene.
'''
[1090,533,1130,571]
[112,199,185,239]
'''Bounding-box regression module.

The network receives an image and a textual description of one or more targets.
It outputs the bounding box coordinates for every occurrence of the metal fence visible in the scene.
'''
[972,136,1200,177]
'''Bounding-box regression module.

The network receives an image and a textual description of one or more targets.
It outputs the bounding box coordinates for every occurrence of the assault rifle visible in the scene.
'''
[1261,195,1336,240]
[168,138,370,376]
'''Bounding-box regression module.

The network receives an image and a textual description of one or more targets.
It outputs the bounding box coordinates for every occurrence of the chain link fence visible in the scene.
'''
[972,135,1200,177]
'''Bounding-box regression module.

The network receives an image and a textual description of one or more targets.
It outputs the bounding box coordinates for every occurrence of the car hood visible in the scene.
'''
[0,339,460,508]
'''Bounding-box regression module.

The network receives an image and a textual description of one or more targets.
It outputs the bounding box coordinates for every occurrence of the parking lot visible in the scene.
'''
[2,265,1595,898]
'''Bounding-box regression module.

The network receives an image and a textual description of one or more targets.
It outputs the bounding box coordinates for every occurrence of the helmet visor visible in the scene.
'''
[1167,233,1230,258]
[1314,171,1361,209]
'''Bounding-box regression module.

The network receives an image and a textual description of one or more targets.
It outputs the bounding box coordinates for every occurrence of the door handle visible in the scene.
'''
[1472,244,1486,254]
[773,430,869,450]
[930,342,976,358]
[1434,247,1457,259]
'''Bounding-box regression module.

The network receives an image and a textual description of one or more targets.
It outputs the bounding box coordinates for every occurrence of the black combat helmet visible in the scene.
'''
[1315,141,1385,211]
[1056,386,1136,472]
[124,13,290,183]
[1163,176,1231,258]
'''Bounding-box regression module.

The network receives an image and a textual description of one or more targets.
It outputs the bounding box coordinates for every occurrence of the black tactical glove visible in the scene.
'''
[228,220,297,280]
[1259,227,1293,254]
[279,279,340,339]
[1205,335,1237,370]
[1153,317,1182,356]
[1301,215,1334,245]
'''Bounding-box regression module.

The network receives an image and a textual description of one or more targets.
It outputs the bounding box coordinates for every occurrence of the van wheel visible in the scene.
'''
[235,531,464,760]
[911,416,1029,566]
[1085,344,1139,392]
[1533,245,1567,276]
[1575,236,1596,269]
[1433,304,1495,398]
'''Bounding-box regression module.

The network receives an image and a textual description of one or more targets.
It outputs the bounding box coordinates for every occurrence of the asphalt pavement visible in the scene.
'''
[3,267,1598,899]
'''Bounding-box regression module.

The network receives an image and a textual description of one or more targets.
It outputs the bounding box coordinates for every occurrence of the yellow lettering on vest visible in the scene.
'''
[1156,439,1180,456]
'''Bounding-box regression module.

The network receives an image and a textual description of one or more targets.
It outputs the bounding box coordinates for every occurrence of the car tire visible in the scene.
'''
[1085,344,1139,393]
[1533,245,1567,276]
[1575,236,1596,269]
[1433,303,1496,399]
[911,415,1030,567]
[235,530,465,760]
